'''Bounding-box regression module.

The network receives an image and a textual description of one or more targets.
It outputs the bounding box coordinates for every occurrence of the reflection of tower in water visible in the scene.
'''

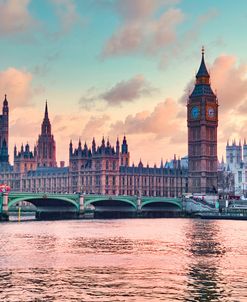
[185,220,227,302]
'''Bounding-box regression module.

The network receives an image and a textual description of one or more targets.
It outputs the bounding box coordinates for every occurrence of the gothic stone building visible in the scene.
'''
[69,137,188,197]
[0,96,187,196]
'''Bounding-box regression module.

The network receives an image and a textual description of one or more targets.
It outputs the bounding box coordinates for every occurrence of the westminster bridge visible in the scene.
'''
[0,192,183,220]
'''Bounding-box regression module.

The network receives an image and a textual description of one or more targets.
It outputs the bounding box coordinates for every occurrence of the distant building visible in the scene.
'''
[225,139,247,195]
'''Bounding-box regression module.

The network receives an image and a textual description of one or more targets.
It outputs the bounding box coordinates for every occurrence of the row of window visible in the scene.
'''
[22,178,68,189]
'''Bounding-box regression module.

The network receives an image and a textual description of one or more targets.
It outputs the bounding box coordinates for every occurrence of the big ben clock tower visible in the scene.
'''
[187,47,218,194]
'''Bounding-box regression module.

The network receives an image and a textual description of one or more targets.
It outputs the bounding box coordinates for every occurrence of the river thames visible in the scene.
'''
[0,218,247,301]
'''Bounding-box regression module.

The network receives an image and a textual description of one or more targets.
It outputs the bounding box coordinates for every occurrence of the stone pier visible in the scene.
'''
[0,192,9,221]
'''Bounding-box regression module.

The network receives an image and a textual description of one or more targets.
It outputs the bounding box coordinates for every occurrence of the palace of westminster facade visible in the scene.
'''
[0,96,188,196]
[0,50,228,196]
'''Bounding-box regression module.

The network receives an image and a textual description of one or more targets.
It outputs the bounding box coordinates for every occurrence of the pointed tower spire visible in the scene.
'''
[37,100,56,167]
[3,94,8,106]
[34,145,37,157]
[69,140,73,155]
[41,100,51,136]
[116,137,120,154]
[196,46,210,81]
[14,144,17,157]
[102,136,105,147]
[44,100,49,120]
[92,137,96,154]
[190,47,214,99]
[78,138,82,150]
[3,94,8,116]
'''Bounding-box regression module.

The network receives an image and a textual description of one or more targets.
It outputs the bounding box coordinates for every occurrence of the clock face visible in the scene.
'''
[208,107,215,117]
[191,106,199,119]
[206,104,217,120]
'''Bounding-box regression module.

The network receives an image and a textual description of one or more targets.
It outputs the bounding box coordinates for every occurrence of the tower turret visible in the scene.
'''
[78,139,82,150]
[92,138,96,154]
[37,101,57,167]
[121,135,128,154]
[120,135,130,166]
[69,140,73,156]
[0,95,9,163]
[14,145,17,157]
[116,137,120,154]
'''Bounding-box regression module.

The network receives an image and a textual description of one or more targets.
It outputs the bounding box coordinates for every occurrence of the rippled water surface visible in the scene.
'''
[1,218,247,301]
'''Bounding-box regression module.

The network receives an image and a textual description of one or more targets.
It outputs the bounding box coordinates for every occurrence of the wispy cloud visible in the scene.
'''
[49,0,80,37]
[79,75,156,110]
[101,75,156,105]
[101,2,184,58]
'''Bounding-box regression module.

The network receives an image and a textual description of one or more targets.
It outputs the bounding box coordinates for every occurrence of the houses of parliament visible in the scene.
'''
[0,49,220,196]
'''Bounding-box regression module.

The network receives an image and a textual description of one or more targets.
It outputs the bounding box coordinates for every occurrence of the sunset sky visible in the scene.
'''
[1,0,247,165]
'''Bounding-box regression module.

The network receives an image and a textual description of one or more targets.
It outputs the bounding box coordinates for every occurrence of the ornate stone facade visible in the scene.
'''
[69,137,187,196]
[0,95,188,195]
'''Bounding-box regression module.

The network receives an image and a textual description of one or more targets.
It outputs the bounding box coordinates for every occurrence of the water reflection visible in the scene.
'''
[1,219,247,301]
[185,220,227,302]
[0,267,171,302]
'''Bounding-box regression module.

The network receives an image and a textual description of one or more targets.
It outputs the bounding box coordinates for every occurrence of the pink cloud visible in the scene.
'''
[211,55,247,112]
[0,68,33,108]
[82,115,110,140]
[101,3,184,58]
[151,8,184,50]
[0,0,35,36]
[10,118,39,138]
[110,98,184,139]
[114,0,180,20]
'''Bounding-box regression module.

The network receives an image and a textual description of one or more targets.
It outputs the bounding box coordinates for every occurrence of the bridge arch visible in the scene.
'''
[85,196,137,218]
[8,195,79,211]
[141,198,182,211]
[85,197,137,210]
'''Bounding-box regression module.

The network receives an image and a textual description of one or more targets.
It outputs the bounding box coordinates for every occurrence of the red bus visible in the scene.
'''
[0,184,11,193]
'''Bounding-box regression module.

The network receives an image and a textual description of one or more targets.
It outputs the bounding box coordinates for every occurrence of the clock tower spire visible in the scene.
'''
[187,47,218,194]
